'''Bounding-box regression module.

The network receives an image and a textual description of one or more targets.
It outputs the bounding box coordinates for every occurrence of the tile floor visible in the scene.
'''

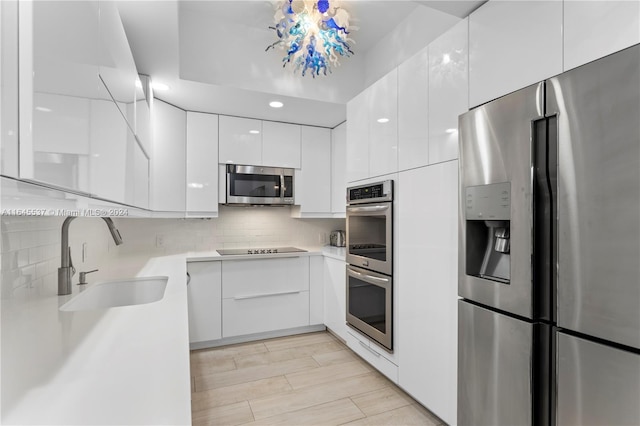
[190,331,445,425]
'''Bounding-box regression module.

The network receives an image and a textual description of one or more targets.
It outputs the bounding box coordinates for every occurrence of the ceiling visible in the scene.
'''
[118,1,485,128]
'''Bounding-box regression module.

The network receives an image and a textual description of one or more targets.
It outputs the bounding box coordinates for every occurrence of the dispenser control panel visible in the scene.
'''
[465,182,511,220]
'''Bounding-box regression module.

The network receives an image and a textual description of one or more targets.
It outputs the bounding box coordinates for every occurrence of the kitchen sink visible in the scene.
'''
[59,276,168,311]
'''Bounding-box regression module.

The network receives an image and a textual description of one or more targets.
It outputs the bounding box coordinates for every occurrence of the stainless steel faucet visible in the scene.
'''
[58,217,123,295]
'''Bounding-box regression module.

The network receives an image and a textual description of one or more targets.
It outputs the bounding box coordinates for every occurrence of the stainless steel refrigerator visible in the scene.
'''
[458,44,640,425]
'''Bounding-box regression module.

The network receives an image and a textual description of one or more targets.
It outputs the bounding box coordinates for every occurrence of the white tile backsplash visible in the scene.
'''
[1,206,344,299]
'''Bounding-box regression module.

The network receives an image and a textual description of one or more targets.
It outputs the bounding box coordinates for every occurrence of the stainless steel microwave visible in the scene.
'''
[224,164,294,205]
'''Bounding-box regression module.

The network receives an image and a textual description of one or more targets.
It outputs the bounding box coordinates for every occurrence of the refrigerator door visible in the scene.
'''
[458,300,551,426]
[547,44,640,350]
[459,83,545,319]
[557,332,640,425]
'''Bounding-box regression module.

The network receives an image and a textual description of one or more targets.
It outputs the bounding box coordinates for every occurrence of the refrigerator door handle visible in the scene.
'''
[532,115,558,322]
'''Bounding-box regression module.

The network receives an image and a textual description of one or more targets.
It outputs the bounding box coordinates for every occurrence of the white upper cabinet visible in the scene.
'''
[469,0,562,107]
[218,115,262,166]
[186,112,218,216]
[219,116,302,169]
[398,47,429,171]
[1,0,19,178]
[151,100,186,212]
[331,122,347,214]
[18,0,102,193]
[428,18,468,164]
[98,2,138,132]
[564,0,640,71]
[262,121,301,169]
[124,139,149,209]
[346,89,370,183]
[295,126,331,216]
[369,69,398,177]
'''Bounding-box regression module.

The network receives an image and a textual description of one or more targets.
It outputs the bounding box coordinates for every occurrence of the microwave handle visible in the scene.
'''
[280,174,285,201]
[347,205,389,213]
[348,268,390,284]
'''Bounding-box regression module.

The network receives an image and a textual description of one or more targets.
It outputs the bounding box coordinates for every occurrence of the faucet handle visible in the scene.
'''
[78,269,98,285]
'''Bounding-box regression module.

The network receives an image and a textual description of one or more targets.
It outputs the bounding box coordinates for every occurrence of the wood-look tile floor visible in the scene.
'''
[190,331,445,426]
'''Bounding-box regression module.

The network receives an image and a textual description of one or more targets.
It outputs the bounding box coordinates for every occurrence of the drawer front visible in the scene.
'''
[345,330,399,383]
[222,257,309,298]
[222,291,310,337]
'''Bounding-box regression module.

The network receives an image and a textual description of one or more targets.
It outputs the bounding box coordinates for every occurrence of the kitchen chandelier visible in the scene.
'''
[266,0,355,77]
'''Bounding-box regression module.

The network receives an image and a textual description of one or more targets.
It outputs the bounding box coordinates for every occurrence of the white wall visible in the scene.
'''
[0,208,344,298]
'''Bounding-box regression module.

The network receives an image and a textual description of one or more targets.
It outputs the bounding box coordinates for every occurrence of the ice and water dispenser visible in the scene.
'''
[465,182,511,284]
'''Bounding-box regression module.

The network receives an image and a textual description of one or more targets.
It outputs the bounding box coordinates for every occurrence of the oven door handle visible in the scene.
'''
[348,269,390,284]
[347,205,389,213]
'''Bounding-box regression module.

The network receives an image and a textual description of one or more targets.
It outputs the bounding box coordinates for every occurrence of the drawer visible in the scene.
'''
[346,330,399,383]
[222,257,309,298]
[222,290,310,337]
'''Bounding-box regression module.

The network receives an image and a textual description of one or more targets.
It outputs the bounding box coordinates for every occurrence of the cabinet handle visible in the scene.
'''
[358,341,381,357]
[233,290,301,300]
[186,272,191,286]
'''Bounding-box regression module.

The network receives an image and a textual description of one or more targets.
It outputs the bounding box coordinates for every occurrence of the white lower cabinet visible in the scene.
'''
[323,256,347,341]
[345,329,398,384]
[397,161,458,425]
[187,261,222,344]
[221,256,311,338]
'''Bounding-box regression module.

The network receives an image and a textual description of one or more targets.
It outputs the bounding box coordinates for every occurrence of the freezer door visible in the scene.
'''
[547,44,640,350]
[458,301,551,426]
[459,83,545,319]
[557,332,640,425]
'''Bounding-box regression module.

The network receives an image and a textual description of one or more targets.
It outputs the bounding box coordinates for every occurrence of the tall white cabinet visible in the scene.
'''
[295,126,331,216]
[151,100,186,212]
[397,160,459,426]
[186,112,218,216]
[331,122,347,214]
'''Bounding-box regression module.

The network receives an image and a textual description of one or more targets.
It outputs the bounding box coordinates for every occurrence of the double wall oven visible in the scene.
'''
[345,180,394,351]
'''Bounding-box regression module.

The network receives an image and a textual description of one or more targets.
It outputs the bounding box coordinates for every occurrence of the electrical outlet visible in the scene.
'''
[156,235,165,247]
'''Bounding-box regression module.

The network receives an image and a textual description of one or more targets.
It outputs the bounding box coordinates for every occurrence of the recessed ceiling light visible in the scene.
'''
[249,130,260,134]
[377,118,390,123]
[269,101,284,108]
[35,106,52,112]
[152,82,170,91]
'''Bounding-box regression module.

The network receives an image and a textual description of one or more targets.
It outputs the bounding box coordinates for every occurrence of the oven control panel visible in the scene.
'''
[347,180,393,204]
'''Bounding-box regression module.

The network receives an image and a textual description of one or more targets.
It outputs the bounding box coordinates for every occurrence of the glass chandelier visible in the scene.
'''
[266,0,355,77]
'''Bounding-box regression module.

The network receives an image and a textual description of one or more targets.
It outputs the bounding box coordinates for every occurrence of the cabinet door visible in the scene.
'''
[124,136,149,209]
[469,1,562,107]
[323,257,347,341]
[428,18,468,164]
[151,100,186,212]
[187,262,222,344]
[296,126,331,214]
[369,69,398,177]
[398,47,429,171]
[1,0,19,178]
[564,0,640,71]
[397,162,458,425]
[221,257,310,337]
[186,112,218,215]
[218,116,262,165]
[98,2,138,132]
[18,0,102,193]
[89,96,128,203]
[331,122,347,214]
[262,121,301,168]
[346,90,369,182]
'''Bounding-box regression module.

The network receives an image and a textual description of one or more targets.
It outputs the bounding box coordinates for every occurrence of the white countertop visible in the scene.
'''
[1,247,345,425]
